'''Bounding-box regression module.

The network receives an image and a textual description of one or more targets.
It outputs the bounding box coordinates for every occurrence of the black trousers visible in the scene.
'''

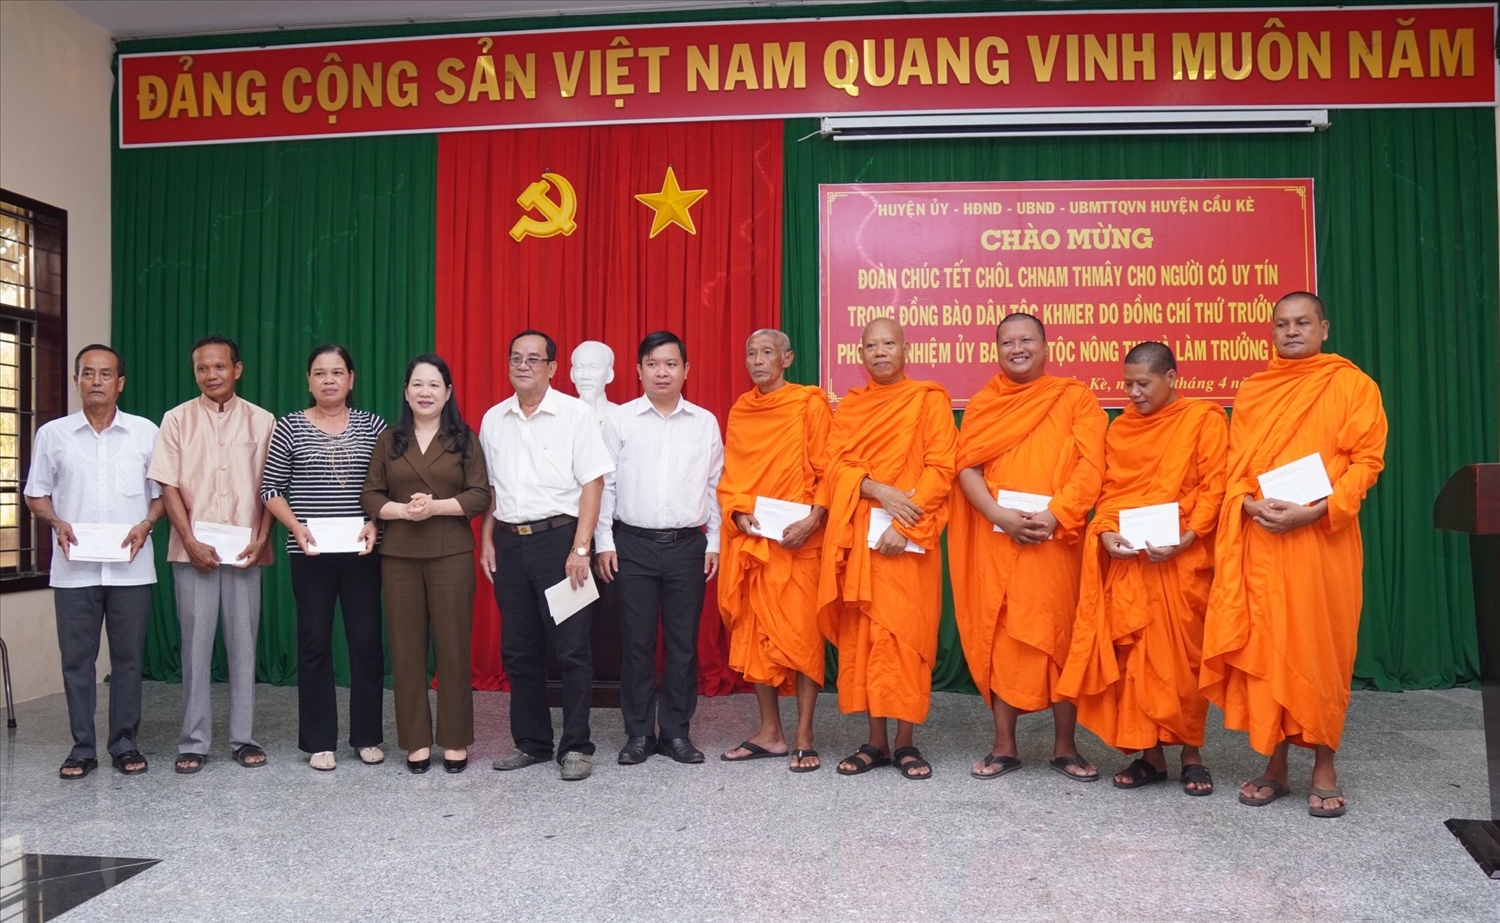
[614,527,706,739]
[289,552,385,753]
[493,524,595,760]
[53,585,152,760]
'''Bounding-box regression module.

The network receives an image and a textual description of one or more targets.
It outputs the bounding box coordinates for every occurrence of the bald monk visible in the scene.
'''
[1055,342,1227,795]
[949,313,1106,781]
[819,318,956,780]
[1201,291,1386,818]
[718,329,832,773]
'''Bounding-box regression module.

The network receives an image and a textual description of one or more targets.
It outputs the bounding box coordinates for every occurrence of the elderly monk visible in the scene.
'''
[718,329,833,773]
[949,313,1106,782]
[1055,342,1227,795]
[1201,291,1386,818]
[819,318,956,780]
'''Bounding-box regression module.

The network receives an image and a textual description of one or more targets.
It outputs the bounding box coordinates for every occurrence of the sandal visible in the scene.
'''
[174,753,206,775]
[358,746,385,765]
[1112,758,1168,789]
[232,744,267,768]
[1181,763,1214,796]
[836,743,891,776]
[1237,775,1290,806]
[1049,755,1100,782]
[310,751,336,772]
[59,757,97,780]
[892,746,932,780]
[788,749,821,773]
[971,753,1022,779]
[111,750,148,775]
[721,741,783,762]
[1308,786,1348,818]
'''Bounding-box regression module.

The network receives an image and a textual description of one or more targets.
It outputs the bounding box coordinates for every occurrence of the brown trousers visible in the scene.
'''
[382,552,475,751]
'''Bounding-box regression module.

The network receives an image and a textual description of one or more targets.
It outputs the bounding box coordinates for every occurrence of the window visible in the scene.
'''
[0,189,67,592]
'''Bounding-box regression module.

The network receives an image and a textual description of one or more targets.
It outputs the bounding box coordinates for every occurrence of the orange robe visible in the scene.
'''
[817,377,957,723]
[717,383,833,690]
[948,374,1106,713]
[1200,353,1387,755]
[1055,398,1228,750]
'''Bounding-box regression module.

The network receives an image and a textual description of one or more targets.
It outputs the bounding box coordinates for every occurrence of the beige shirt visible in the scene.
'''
[148,393,276,565]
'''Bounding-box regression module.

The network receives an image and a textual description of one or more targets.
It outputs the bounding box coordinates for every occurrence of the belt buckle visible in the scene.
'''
[517,524,533,536]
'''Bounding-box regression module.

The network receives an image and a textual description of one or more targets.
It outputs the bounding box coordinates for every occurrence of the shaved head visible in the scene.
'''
[1123,341,1176,374]
[1277,291,1325,321]
[997,312,1046,341]
[746,328,791,354]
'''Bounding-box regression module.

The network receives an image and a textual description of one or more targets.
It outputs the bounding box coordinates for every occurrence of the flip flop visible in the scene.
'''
[893,746,932,780]
[232,744,267,768]
[1049,755,1100,782]
[971,753,1022,780]
[1308,786,1348,818]
[720,741,784,762]
[1181,763,1214,796]
[59,757,97,780]
[111,750,148,775]
[836,743,891,776]
[174,753,206,775]
[788,749,821,773]
[1237,775,1290,806]
[1112,758,1168,789]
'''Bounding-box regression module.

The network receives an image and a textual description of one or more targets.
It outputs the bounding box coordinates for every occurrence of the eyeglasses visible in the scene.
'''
[508,356,549,368]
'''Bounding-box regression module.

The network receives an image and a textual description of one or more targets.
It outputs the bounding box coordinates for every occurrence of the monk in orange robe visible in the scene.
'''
[1201,292,1387,818]
[718,329,832,773]
[1055,342,1227,795]
[949,313,1106,782]
[819,318,956,780]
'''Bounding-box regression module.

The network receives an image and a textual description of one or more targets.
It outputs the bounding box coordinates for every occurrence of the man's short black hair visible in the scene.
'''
[74,343,123,377]
[509,329,557,362]
[191,334,241,365]
[997,312,1046,341]
[1277,291,1326,322]
[637,330,687,365]
[1124,341,1176,374]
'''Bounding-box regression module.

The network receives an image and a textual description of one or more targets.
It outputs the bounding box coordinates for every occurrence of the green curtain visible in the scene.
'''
[783,108,1499,692]
[112,135,438,685]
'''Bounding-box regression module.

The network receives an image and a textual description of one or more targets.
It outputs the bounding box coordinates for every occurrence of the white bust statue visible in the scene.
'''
[570,340,618,426]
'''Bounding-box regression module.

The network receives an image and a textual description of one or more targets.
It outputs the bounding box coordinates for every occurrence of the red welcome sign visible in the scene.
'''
[819,179,1316,408]
[119,5,1495,147]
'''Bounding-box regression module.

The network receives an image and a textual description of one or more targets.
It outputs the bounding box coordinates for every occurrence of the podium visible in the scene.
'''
[1434,463,1500,878]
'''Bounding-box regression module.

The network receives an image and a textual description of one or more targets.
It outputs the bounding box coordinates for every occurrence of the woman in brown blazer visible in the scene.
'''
[361,354,491,774]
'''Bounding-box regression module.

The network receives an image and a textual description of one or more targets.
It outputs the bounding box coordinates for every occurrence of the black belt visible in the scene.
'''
[615,522,702,544]
[496,514,577,536]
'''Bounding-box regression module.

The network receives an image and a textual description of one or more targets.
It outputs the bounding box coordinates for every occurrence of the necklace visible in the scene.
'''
[309,411,357,489]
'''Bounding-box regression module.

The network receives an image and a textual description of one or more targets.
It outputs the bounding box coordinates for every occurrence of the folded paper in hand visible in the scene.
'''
[1257,453,1334,505]
[545,570,600,624]
[867,507,924,554]
[751,496,812,544]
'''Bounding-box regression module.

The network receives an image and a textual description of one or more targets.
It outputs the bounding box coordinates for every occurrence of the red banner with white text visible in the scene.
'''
[119,4,1495,147]
[819,179,1315,409]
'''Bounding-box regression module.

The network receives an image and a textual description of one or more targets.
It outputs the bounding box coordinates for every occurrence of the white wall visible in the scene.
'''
[1,0,117,702]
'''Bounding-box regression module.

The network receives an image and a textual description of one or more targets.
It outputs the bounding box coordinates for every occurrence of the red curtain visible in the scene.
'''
[435,120,783,693]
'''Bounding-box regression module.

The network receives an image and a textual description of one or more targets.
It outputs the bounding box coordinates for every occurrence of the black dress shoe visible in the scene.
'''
[618,735,657,765]
[657,737,705,764]
[407,756,431,774]
[443,756,468,774]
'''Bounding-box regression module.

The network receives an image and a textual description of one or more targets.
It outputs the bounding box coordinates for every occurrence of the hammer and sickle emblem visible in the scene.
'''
[509,172,578,242]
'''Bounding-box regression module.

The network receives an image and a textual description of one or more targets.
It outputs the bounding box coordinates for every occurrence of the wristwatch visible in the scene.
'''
[573,546,589,557]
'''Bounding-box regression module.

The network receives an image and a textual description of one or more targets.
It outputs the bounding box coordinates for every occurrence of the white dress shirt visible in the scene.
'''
[596,395,723,553]
[23,409,162,588]
[480,386,614,524]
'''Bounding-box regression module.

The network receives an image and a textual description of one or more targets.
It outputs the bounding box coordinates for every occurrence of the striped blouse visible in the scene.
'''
[260,408,387,554]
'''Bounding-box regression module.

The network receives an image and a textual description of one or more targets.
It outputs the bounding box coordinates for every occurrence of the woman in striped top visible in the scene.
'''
[261,344,387,772]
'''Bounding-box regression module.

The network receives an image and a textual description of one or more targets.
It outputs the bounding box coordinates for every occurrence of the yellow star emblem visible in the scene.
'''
[634,166,707,238]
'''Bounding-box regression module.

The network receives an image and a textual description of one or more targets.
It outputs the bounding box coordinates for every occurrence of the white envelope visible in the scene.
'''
[193,521,254,567]
[1118,502,1181,550]
[68,522,134,563]
[1257,453,1335,505]
[867,507,924,554]
[306,516,367,554]
[751,496,812,544]
[993,490,1053,534]
[545,570,601,625]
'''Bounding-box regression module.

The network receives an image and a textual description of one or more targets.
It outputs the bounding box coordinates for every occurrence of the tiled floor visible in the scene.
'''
[0,681,1495,921]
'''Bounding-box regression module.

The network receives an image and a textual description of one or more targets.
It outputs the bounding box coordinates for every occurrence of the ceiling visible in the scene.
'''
[58,0,881,40]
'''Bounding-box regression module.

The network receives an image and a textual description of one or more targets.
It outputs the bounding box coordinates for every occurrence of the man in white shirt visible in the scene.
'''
[595,331,723,765]
[480,330,614,782]
[24,345,163,779]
